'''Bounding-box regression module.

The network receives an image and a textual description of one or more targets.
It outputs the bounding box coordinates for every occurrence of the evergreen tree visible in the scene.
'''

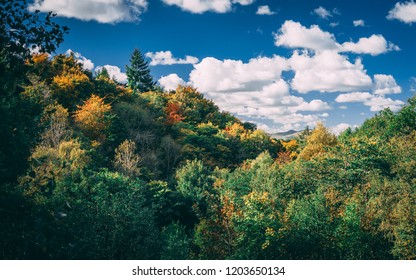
[126,49,155,93]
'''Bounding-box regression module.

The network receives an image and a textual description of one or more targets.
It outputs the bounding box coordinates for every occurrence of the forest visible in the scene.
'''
[1,1,415,260]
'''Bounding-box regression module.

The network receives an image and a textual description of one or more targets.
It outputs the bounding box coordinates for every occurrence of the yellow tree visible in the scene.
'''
[50,54,93,108]
[74,94,112,140]
[299,123,337,160]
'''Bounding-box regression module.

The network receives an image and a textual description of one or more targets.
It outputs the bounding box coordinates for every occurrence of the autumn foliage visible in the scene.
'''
[74,94,112,139]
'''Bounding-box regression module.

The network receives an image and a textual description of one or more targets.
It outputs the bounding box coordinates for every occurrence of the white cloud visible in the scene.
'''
[387,1,416,24]
[29,0,148,24]
[373,74,402,95]
[65,49,94,71]
[313,6,333,19]
[335,92,373,103]
[365,96,405,112]
[161,0,254,14]
[295,99,331,111]
[335,91,404,112]
[289,50,372,93]
[256,5,276,15]
[330,22,340,27]
[275,21,399,56]
[188,56,330,132]
[274,21,340,52]
[341,35,400,56]
[190,56,289,93]
[234,0,255,5]
[158,74,187,91]
[331,123,353,135]
[353,19,365,27]
[95,65,128,84]
[146,51,199,66]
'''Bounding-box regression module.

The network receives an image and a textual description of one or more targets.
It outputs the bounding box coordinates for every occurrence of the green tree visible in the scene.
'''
[1,0,68,94]
[0,0,68,184]
[160,222,191,260]
[279,190,335,259]
[175,159,215,218]
[126,49,155,93]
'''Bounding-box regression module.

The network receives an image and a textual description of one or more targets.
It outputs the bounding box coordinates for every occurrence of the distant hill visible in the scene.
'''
[270,129,301,140]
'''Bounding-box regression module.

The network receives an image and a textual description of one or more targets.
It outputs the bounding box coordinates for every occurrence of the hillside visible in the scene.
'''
[1,4,415,260]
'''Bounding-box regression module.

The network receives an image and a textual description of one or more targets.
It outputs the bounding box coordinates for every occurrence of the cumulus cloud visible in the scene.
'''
[335,92,404,112]
[256,5,276,15]
[335,92,373,103]
[387,1,416,24]
[190,56,288,92]
[335,73,403,112]
[65,49,94,71]
[28,0,148,24]
[188,56,330,131]
[365,96,404,112]
[95,65,128,84]
[274,21,399,56]
[288,50,372,93]
[146,51,199,66]
[341,35,400,56]
[373,74,402,95]
[274,21,340,52]
[353,19,365,27]
[161,0,254,14]
[158,74,187,91]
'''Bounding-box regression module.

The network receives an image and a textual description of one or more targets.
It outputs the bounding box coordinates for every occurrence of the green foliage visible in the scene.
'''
[176,159,216,217]
[232,191,281,259]
[160,222,191,260]
[126,49,155,93]
[0,0,68,59]
[279,190,335,259]
[65,171,161,259]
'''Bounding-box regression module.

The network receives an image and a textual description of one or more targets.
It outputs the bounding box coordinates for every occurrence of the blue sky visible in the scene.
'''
[28,0,416,134]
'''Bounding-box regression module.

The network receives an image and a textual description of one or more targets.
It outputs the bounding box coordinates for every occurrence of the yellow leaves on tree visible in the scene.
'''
[299,122,338,160]
[50,54,93,108]
[74,94,112,140]
[277,139,299,164]
[225,122,246,138]
[52,70,92,107]
[31,53,49,64]
[21,139,89,202]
